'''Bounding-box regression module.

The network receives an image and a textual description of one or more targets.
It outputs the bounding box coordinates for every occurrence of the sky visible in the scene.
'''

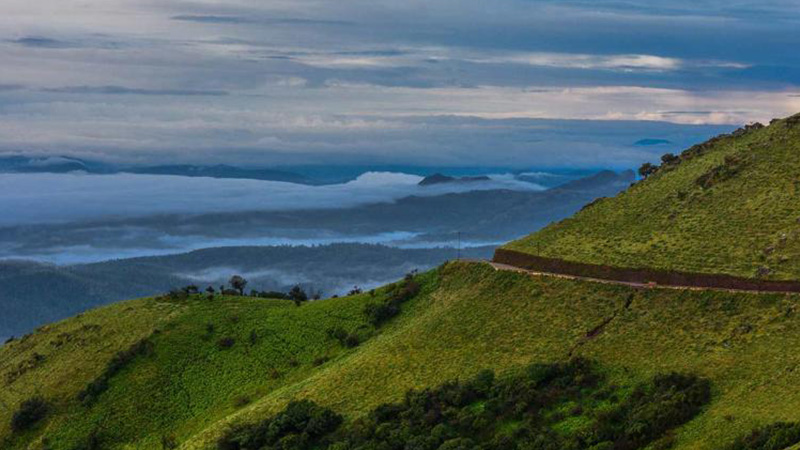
[1,0,800,168]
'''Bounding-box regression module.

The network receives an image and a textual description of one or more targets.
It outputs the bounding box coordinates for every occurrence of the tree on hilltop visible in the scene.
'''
[229,275,248,296]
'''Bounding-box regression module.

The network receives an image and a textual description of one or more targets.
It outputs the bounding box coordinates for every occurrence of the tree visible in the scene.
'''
[228,275,248,295]
[638,162,658,179]
[348,286,363,296]
[182,285,199,295]
[661,153,679,165]
[288,285,308,306]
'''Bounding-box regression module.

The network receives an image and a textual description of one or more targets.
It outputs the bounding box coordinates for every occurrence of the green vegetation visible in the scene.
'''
[725,422,800,450]
[4,262,800,449]
[218,358,710,450]
[506,114,800,280]
[0,272,428,450]
[11,397,48,433]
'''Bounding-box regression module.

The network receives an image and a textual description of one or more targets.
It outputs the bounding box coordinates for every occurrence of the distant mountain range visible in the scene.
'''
[0,155,317,184]
[0,244,493,340]
[0,169,635,262]
[418,173,491,186]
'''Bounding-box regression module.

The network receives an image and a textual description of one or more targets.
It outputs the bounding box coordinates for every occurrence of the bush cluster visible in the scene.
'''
[327,327,361,348]
[218,358,711,450]
[695,154,749,189]
[725,422,800,450]
[364,274,421,326]
[11,396,48,433]
[218,400,343,450]
[77,338,154,406]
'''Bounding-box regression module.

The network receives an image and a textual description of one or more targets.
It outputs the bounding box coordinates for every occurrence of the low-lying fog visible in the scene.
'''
[0,171,543,226]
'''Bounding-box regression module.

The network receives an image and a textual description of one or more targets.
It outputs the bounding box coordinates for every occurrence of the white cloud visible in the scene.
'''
[0,171,544,226]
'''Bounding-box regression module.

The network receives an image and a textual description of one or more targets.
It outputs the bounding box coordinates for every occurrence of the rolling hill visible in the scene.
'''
[3,114,800,450]
[3,263,800,450]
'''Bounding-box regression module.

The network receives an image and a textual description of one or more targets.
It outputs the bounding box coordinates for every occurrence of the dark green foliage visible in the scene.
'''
[594,372,711,449]
[217,400,343,450]
[161,434,178,449]
[638,162,658,178]
[661,153,679,165]
[77,338,154,406]
[218,359,710,450]
[725,422,800,450]
[254,291,290,300]
[11,396,48,433]
[364,275,422,326]
[695,154,749,189]
[289,286,309,305]
[182,285,199,295]
[229,276,248,295]
[327,328,360,348]
[69,429,103,450]
[312,356,330,367]
[348,286,363,296]
[218,337,236,349]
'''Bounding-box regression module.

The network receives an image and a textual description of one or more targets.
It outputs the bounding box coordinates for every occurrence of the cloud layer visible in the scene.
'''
[1,0,799,166]
[0,171,542,226]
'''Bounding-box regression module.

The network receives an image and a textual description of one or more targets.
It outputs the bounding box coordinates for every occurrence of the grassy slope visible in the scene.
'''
[4,263,800,449]
[0,287,382,450]
[505,115,800,280]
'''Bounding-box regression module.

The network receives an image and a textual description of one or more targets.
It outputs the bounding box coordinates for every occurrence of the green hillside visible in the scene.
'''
[3,262,800,449]
[505,114,800,280]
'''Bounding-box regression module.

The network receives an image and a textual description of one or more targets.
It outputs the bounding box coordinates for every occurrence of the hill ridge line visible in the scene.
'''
[488,249,800,294]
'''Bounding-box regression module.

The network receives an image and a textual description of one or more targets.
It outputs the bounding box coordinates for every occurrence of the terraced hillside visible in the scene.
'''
[505,114,800,281]
[3,262,800,449]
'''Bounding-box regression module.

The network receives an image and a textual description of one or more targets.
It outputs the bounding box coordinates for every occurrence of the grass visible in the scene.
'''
[0,284,390,449]
[3,260,800,449]
[505,114,800,281]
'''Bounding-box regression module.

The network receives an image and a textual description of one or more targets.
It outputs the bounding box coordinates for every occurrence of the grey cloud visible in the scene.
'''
[171,15,353,26]
[10,37,74,49]
[43,85,229,96]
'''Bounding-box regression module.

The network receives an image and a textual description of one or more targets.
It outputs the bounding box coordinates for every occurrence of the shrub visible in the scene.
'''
[161,434,178,449]
[364,302,400,326]
[695,154,749,189]
[725,422,800,450]
[327,327,360,348]
[218,337,235,349]
[661,153,679,165]
[348,286,363,296]
[11,396,48,432]
[638,162,658,178]
[313,356,330,367]
[78,338,154,405]
[363,276,422,326]
[217,400,342,450]
[233,396,251,407]
[289,285,309,305]
[343,334,360,348]
[249,330,258,345]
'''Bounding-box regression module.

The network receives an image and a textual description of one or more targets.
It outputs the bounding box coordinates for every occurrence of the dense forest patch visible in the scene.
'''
[218,358,711,450]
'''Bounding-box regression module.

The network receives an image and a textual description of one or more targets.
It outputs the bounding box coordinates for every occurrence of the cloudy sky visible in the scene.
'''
[2,0,800,168]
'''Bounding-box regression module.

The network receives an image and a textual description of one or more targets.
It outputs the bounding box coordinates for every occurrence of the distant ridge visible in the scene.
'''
[418,172,491,186]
